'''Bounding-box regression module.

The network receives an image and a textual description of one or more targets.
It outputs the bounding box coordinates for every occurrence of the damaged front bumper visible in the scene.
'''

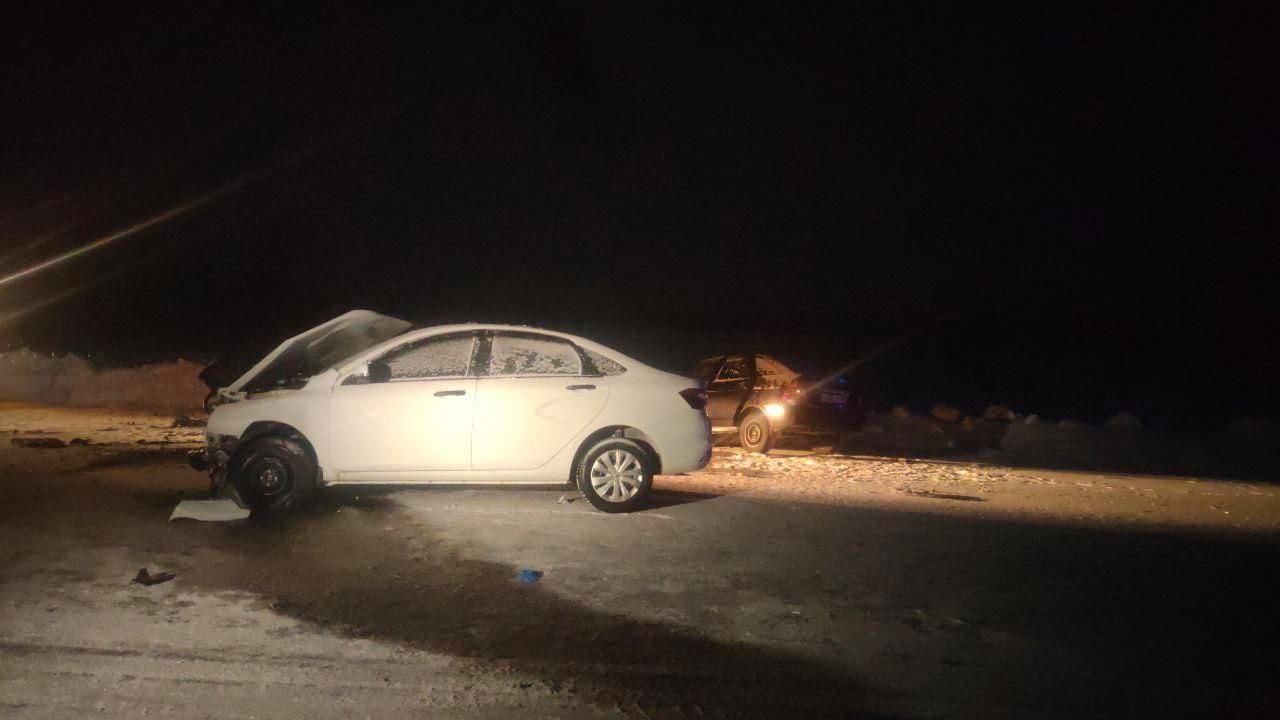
[188,434,240,501]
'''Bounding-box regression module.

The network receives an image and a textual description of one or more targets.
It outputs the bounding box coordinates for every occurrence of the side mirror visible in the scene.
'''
[367,360,392,383]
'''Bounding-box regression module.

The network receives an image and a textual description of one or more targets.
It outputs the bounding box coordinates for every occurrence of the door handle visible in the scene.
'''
[433,389,467,397]
[565,384,596,391]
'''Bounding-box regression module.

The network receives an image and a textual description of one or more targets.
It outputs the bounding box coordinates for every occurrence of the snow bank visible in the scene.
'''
[842,406,1221,475]
[0,348,206,412]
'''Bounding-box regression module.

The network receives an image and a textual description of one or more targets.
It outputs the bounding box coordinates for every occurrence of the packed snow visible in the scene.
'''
[0,348,205,412]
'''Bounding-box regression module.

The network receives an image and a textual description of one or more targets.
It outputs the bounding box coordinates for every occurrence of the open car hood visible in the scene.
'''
[226,310,412,395]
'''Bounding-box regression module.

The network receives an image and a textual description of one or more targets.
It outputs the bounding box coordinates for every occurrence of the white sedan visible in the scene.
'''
[193,311,712,513]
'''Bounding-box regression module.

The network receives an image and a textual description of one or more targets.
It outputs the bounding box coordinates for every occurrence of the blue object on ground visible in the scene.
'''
[518,569,543,584]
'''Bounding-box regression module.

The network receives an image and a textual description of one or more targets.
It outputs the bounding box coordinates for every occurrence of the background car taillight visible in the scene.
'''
[679,388,708,410]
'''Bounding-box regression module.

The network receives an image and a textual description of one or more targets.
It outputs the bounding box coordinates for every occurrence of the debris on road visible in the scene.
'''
[170,499,251,522]
[518,569,544,584]
[131,568,176,586]
[899,487,986,502]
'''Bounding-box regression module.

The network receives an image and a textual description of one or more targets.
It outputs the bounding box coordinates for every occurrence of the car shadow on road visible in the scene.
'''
[317,483,723,512]
[647,489,721,509]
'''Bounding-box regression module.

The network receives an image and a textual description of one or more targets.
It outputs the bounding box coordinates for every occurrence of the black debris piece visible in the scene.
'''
[131,568,177,586]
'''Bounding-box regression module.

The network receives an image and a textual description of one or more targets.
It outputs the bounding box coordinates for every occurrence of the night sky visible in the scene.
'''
[2,4,1275,425]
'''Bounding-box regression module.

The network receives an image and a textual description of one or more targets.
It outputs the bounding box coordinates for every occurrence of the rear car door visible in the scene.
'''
[471,331,608,472]
[329,332,479,474]
[705,355,753,427]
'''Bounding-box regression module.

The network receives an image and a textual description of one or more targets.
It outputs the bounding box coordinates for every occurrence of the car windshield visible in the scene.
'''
[241,313,412,393]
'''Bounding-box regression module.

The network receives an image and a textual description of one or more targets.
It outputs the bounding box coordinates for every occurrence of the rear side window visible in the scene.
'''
[383,335,476,379]
[584,348,627,376]
[489,334,582,376]
[716,357,749,382]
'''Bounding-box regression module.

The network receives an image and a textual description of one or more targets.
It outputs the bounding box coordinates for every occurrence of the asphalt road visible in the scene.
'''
[1,406,1278,718]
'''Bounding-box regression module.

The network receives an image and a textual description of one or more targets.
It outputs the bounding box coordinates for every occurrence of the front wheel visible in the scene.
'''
[739,411,776,454]
[232,436,317,513]
[575,438,654,513]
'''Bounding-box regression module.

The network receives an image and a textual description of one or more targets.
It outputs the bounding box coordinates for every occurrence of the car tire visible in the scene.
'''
[232,436,317,513]
[575,437,654,513]
[738,411,775,454]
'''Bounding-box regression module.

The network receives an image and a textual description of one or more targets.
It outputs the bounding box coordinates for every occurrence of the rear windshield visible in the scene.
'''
[755,355,799,386]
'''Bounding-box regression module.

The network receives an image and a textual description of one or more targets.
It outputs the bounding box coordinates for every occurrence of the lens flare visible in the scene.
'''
[0,180,243,289]
[0,284,90,326]
[0,252,159,328]
[0,221,80,270]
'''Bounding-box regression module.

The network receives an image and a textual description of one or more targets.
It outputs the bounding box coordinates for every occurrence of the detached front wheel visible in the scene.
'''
[233,436,317,513]
[576,438,654,513]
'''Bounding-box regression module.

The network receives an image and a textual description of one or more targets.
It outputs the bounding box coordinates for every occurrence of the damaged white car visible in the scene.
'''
[190,311,712,513]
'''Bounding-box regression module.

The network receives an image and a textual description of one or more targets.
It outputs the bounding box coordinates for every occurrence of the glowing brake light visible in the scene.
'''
[679,388,708,410]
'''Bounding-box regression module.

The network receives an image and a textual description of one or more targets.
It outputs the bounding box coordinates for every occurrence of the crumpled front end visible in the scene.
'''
[188,433,240,500]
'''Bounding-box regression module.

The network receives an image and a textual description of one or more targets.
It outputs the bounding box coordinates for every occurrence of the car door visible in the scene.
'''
[471,331,608,472]
[328,332,479,475]
[705,355,753,427]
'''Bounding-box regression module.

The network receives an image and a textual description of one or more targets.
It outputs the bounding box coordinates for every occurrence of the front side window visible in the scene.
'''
[382,335,476,379]
[488,334,582,376]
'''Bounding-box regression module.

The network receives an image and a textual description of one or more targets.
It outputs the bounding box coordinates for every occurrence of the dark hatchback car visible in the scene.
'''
[689,354,865,453]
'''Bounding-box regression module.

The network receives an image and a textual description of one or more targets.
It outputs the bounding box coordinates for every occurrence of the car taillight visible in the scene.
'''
[679,388,708,410]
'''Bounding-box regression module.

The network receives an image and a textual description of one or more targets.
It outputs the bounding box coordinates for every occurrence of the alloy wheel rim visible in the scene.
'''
[590,449,644,503]
[745,423,762,445]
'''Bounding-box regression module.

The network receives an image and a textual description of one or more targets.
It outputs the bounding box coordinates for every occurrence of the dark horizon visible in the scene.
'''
[2,3,1276,427]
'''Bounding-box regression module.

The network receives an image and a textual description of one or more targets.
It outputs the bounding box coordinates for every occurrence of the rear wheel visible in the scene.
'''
[575,438,654,513]
[739,411,775,454]
[232,436,317,513]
